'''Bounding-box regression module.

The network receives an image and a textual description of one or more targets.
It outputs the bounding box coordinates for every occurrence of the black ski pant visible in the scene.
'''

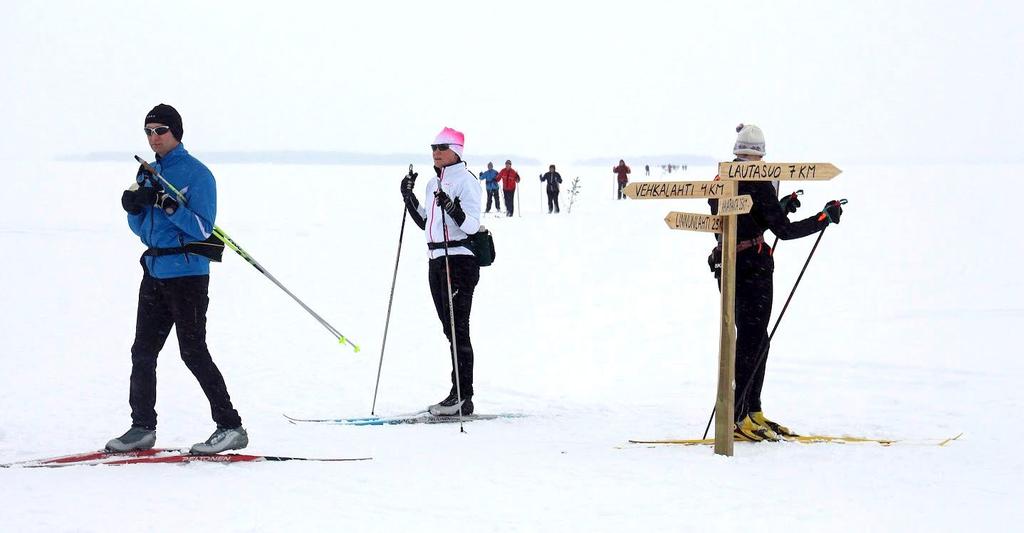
[547,190,560,213]
[485,189,501,212]
[617,181,627,199]
[503,190,515,216]
[128,273,242,430]
[717,248,773,422]
[428,255,480,398]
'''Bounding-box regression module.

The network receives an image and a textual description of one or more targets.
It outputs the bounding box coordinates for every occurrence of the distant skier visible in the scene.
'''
[479,162,501,213]
[645,164,650,176]
[613,159,631,199]
[108,104,247,455]
[708,123,845,442]
[497,160,521,217]
[540,164,563,213]
[400,127,482,416]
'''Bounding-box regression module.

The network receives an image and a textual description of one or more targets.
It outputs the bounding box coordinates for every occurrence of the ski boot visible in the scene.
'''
[428,392,473,416]
[751,411,798,438]
[190,426,248,455]
[105,426,156,452]
[734,415,780,442]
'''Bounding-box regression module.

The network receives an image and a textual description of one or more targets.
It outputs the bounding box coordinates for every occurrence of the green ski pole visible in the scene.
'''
[134,155,360,352]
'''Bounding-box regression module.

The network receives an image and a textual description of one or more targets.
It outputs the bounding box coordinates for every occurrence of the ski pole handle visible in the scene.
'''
[134,155,186,204]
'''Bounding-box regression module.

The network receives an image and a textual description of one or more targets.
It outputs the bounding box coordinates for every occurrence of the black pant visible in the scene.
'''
[547,190,560,213]
[617,181,627,199]
[503,190,516,216]
[428,255,480,398]
[717,248,774,421]
[129,273,241,429]
[485,189,501,212]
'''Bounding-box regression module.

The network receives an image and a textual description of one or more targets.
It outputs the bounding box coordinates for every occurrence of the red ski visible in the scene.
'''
[2,449,370,468]
[104,453,371,465]
[1,448,183,468]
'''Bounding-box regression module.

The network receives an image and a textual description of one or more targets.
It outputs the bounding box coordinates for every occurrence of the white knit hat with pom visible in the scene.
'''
[733,123,765,156]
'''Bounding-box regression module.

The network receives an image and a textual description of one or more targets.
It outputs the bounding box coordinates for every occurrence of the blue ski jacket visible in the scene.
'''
[127,143,217,279]
[479,168,500,191]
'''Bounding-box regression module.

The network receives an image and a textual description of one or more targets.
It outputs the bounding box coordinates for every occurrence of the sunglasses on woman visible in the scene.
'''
[431,144,451,152]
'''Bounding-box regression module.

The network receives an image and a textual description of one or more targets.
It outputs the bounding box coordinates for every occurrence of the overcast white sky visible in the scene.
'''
[1,0,1020,164]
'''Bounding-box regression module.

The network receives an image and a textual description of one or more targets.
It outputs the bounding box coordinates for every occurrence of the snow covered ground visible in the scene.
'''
[1,159,1021,531]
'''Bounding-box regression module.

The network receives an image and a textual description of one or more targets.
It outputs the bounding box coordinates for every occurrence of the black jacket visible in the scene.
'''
[540,171,563,193]
[709,178,825,243]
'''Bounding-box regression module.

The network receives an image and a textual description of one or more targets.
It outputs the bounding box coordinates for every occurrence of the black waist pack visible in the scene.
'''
[143,234,225,262]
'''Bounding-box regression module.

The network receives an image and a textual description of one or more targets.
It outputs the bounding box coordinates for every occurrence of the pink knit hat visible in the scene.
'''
[434,127,465,158]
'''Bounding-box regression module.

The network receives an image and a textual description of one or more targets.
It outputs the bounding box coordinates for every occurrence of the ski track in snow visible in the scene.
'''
[1,161,1022,532]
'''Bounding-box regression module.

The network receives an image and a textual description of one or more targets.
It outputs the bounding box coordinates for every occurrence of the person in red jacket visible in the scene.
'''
[613,159,631,200]
[497,159,521,217]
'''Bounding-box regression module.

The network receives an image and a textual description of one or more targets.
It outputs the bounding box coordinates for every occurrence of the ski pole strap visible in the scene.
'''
[142,234,225,262]
[426,239,470,251]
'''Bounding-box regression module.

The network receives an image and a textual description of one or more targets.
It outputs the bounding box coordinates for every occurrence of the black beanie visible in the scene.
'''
[145,104,183,141]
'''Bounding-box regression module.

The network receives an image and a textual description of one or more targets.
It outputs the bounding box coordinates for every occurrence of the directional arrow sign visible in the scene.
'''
[716,194,752,216]
[718,162,841,181]
[664,212,723,233]
[623,180,736,200]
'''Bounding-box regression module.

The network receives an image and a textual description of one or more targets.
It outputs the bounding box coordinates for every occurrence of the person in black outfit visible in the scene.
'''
[709,123,844,442]
[540,164,563,213]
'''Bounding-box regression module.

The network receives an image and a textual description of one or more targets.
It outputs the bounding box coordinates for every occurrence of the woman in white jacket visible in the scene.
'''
[400,127,482,416]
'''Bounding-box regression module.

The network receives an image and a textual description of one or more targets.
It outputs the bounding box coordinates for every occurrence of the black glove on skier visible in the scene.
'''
[135,185,179,215]
[819,200,843,224]
[708,247,722,277]
[435,190,466,225]
[135,186,160,208]
[779,191,801,214]
[121,189,143,214]
[136,163,154,182]
[401,172,419,209]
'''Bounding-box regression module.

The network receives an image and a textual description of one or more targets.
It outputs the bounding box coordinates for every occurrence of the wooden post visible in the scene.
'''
[715,212,737,456]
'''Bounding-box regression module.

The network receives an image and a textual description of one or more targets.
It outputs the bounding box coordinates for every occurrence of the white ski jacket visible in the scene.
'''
[413,162,481,259]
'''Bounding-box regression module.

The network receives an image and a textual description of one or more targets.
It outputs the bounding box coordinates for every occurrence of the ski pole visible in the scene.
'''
[436,188,466,432]
[701,199,846,439]
[133,155,360,352]
[371,165,414,414]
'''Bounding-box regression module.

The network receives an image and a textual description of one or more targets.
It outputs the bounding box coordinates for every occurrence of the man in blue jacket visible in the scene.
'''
[106,104,247,455]
[479,162,501,213]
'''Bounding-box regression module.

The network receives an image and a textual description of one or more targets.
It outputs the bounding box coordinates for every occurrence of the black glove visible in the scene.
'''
[401,172,419,209]
[435,190,466,225]
[135,186,160,207]
[708,247,722,276]
[135,185,179,215]
[820,200,843,224]
[121,189,143,214]
[779,191,801,214]
[136,163,154,182]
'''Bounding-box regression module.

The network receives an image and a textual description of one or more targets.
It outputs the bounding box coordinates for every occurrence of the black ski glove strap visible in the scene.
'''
[157,192,179,215]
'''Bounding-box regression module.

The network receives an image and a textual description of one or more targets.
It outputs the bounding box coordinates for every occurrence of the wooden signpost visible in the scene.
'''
[625,162,841,457]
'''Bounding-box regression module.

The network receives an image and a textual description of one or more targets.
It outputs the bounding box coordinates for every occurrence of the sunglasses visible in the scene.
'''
[144,126,171,137]
[431,144,451,152]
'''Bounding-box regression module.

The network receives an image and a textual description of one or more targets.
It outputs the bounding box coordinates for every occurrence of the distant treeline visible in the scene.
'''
[58,151,542,166]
